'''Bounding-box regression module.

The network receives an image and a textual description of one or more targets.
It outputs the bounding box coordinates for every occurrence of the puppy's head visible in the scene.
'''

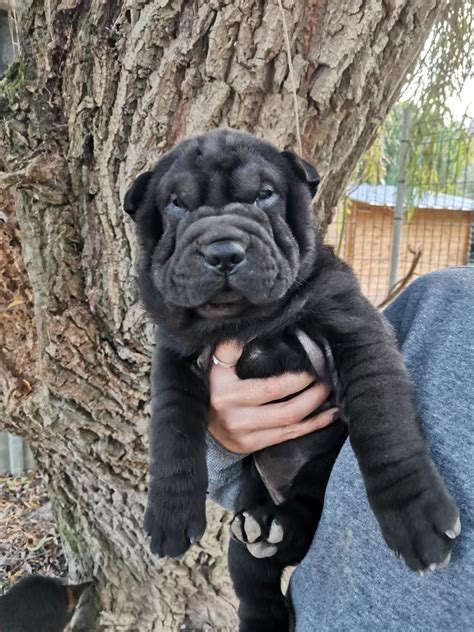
[124,129,319,333]
[0,575,93,631]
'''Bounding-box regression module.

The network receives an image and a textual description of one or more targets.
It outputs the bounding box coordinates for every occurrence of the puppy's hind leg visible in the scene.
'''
[229,538,291,632]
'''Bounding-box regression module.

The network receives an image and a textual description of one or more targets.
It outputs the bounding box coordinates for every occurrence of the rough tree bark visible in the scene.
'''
[0,0,445,629]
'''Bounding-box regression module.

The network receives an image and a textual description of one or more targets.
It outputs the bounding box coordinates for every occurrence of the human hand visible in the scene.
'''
[208,341,339,454]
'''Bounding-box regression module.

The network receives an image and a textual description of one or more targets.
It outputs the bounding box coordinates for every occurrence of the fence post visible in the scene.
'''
[8,434,25,476]
[388,108,412,291]
[0,432,9,474]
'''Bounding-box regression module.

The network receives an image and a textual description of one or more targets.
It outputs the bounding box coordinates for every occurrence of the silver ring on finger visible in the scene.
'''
[212,354,237,369]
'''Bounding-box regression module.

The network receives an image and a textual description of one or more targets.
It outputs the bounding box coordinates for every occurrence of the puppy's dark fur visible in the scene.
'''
[0,576,91,632]
[125,129,459,631]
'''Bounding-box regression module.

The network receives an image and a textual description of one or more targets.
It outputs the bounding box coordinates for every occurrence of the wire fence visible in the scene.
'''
[326,113,474,307]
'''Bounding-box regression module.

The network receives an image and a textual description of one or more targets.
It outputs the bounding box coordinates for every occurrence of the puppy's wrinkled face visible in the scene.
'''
[125,129,319,328]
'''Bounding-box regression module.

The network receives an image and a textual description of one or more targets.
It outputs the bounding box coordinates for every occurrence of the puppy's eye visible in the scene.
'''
[256,187,274,201]
[254,186,277,208]
[170,193,187,209]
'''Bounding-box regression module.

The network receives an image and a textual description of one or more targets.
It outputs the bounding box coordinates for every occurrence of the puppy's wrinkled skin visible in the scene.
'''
[125,129,459,631]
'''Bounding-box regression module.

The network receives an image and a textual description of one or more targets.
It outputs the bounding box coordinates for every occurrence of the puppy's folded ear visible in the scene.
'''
[281,151,320,198]
[124,171,153,218]
[67,581,94,612]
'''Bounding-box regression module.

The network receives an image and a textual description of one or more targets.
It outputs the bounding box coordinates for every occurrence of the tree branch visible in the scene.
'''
[377,246,422,309]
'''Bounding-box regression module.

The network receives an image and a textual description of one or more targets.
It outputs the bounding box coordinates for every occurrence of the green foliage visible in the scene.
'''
[0,61,25,104]
[407,116,474,206]
[353,133,388,185]
[355,102,474,202]
[404,0,473,125]
[352,0,474,211]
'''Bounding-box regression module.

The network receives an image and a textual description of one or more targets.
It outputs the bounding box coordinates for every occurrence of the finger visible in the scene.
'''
[249,408,340,452]
[211,371,316,409]
[213,340,243,366]
[209,340,243,386]
[232,383,332,431]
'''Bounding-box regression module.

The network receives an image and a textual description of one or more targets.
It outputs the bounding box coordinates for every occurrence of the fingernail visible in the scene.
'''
[331,410,341,422]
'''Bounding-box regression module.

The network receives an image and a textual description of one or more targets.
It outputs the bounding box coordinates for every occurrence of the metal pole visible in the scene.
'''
[388,108,412,291]
[0,432,9,474]
[8,434,25,476]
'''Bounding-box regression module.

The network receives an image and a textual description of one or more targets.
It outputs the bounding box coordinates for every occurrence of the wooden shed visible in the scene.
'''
[327,184,474,306]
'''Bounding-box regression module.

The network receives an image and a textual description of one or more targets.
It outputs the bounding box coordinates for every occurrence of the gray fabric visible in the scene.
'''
[206,432,245,510]
[206,267,474,630]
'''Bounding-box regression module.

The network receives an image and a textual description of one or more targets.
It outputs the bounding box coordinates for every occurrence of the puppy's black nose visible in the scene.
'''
[201,240,246,273]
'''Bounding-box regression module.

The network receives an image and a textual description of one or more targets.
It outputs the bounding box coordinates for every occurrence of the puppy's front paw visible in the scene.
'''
[144,487,206,558]
[372,470,460,573]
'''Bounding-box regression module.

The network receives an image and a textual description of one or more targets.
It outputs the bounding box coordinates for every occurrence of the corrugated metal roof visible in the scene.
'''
[349,183,474,212]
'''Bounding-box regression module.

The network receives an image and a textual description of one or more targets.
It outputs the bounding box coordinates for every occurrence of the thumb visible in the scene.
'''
[213,340,243,367]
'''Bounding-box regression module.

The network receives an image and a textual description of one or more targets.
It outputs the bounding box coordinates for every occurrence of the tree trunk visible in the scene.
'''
[0,0,444,629]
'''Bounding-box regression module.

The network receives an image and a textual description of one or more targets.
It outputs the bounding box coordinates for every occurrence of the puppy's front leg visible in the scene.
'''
[144,341,209,558]
[321,293,460,571]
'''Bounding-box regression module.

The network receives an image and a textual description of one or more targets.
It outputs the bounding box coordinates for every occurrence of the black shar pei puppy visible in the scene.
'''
[124,129,460,631]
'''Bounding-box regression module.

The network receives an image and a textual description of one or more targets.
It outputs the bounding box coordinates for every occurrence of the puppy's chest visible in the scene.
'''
[234,330,342,505]
[236,330,320,382]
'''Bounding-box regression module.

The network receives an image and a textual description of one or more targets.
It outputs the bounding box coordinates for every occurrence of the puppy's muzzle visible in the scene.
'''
[200,240,247,274]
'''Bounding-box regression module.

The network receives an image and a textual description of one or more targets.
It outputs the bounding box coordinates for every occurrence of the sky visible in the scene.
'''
[447,77,474,120]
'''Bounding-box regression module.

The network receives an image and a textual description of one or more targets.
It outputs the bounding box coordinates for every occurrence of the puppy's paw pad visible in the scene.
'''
[230,511,286,559]
[230,511,262,544]
[267,519,284,544]
[242,512,262,543]
[247,541,277,558]
[230,513,245,542]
